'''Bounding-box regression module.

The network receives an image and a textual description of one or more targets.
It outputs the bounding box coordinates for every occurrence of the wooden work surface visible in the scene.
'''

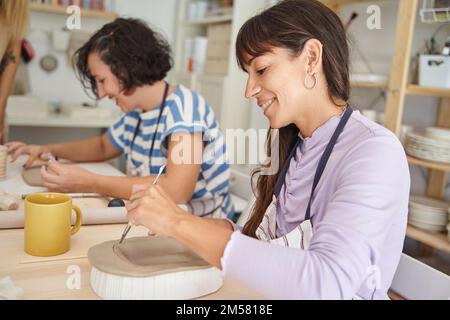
[0,224,263,300]
[0,157,263,300]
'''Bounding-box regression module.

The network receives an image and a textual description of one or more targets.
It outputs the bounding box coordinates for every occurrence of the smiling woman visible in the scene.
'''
[6,18,233,219]
[74,18,172,104]
[125,0,411,300]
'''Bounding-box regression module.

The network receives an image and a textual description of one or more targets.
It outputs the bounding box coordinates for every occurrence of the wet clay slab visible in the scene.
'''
[88,237,211,277]
[87,236,223,299]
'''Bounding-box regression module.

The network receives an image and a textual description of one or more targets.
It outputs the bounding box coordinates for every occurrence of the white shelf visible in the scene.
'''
[408,156,450,173]
[406,85,450,97]
[8,114,117,129]
[185,14,233,25]
[29,3,118,20]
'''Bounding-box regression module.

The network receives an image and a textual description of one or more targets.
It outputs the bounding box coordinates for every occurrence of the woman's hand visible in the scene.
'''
[40,160,96,193]
[6,142,51,168]
[127,185,186,238]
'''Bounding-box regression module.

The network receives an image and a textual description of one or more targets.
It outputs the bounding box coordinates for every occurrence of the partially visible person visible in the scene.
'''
[7,18,233,219]
[125,0,410,300]
[0,0,29,144]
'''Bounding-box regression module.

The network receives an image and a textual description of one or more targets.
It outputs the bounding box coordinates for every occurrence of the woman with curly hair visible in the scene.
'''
[0,0,29,144]
[8,18,233,219]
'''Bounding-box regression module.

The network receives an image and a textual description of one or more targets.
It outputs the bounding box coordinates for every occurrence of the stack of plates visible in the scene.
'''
[408,195,449,232]
[405,128,450,164]
[425,127,450,142]
[0,145,7,181]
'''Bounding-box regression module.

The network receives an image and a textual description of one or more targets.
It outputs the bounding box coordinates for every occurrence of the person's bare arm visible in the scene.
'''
[93,132,202,202]
[47,133,121,162]
[8,132,121,167]
[42,132,203,203]
[172,212,234,268]
[0,41,21,144]
[128,185,235,269]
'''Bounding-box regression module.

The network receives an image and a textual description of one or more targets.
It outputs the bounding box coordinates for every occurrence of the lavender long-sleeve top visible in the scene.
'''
[221,110,411,300]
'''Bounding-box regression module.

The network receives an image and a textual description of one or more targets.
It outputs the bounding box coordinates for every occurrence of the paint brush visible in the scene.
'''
[118,165,166,245]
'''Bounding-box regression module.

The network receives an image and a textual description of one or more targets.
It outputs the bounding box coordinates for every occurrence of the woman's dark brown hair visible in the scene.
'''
[236,0,350,237]
[73,18,173,99]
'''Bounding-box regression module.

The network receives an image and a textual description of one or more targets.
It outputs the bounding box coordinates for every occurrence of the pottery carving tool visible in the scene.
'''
[118,165,166,244]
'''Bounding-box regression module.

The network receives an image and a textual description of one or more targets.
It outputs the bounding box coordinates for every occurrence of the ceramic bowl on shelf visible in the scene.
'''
[408,213,448,227]
[425,127,450,142]
[406,131,450,164]
[409,219,447,232]
[410,195,450,211]
[408,195,450,232]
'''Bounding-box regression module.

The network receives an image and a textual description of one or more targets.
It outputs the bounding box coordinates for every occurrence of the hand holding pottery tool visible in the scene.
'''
[118,165,166,244]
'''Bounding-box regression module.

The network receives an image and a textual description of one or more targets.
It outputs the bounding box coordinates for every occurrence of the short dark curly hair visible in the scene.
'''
[73,18,173,98]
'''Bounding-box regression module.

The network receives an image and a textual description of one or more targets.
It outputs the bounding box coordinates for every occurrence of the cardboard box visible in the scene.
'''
[205,58,229,75]
[207,41,230,59]
[207,23,232,43]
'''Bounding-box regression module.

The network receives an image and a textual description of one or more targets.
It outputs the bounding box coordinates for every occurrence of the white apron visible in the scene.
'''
[256,195,313,250]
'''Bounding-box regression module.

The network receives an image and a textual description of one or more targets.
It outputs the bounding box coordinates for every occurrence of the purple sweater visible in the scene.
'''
[221,111,410,300]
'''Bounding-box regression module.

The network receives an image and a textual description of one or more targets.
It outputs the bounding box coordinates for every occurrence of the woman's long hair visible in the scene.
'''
[235,0,350,237]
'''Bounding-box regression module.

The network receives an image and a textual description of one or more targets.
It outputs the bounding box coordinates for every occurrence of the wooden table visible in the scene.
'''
[0,225,263,300]
[0,158,263,300]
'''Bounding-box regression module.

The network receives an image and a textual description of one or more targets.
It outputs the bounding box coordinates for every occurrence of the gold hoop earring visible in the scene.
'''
[304,73,317,90]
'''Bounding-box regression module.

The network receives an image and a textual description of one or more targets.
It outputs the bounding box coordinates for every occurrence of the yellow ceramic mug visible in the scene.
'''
[24,193,82,257]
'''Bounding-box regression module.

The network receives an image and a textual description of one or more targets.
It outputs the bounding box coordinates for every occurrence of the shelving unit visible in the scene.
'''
[406,84,450,97]
[351,79,389,89]
[185,14,233,25]
[408,156,450,173]
[29,2,118,20]
[326,0,450,258]
[172,0,268,130]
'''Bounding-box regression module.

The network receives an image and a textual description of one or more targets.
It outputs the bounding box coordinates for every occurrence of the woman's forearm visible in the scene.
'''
[92,174,153,199]
[93,175,192,201]
[47,136,111,163]
[170,212,234,269]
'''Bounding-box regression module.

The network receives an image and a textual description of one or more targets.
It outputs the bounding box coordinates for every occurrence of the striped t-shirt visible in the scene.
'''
[107,85,233,218]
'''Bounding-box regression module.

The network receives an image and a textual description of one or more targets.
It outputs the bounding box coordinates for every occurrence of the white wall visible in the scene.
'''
[27,14,105,106]
[11,1,178,146]
[26,0,177,106]
[114,0,177,44]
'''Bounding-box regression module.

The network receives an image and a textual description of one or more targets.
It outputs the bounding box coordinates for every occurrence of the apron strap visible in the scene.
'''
[305,106,353,221]
[273,106,354,223]
[129,117,142,168]
[129,82,170,170]
[149,82,170,163]
[273,137,303,198]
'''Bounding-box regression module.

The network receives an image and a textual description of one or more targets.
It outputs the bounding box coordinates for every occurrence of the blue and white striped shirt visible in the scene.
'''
[107,85,233,218]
